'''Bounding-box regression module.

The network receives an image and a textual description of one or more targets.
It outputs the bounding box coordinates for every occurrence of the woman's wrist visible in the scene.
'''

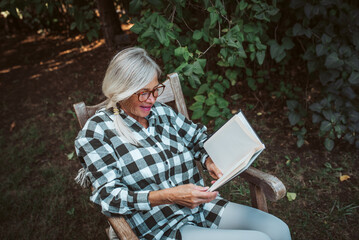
[148,188,174,207]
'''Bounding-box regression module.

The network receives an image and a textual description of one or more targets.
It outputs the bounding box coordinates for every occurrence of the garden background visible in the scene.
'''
[0,0,358,239]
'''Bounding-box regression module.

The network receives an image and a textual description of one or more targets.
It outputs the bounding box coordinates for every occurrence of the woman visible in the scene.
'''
[75,47,291,240]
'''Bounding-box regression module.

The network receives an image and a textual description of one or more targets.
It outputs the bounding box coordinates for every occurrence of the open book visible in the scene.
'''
[205,111,265,192]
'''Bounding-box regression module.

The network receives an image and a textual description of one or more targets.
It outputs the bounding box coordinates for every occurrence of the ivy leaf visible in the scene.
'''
[316,44,326,56]
[288,112,301,126]
[239,0,248,10]
[247,77,257,91]
[216,97,229,109]
[325,52,344,69]
[312,113,323,123]
[213,82,225,93]
[321,33,332,44]
[67,152,74,160]
[70,22,77,30]
[129,0,142,14]
[141,26,154,38]
[349,110,359,122]
[244,23,257,33]
[207,105,221,117]
[194,95,206,103]
[214,118,227,131]
[287,100,298,110]
[282,37,294,50]
[174,47,190,61]
[193,60,205,75]
[323,110,336,123]
[256,51,265,65]
[188,75,201,88]
[189,101,203,111]
[191,109,205,120]
[174,62,188,73]
[342,87,356,100]
[324,137,334,151]
[197,58,207,69]
[348,71,359,84]
[286,192,297,201]
[304,3,313,19]
[205,94,217,106]
[193,30,203,40]
[297,137,304,148]
[197,84,209,94]
[344,133,355,144]
[292,23,303,36]
[225,69,238,86]
[320,120,332,133]
[209,12,219,28]
[319,70,339,85]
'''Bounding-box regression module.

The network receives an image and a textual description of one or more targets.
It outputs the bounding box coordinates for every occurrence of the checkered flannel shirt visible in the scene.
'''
[75,102,228,240]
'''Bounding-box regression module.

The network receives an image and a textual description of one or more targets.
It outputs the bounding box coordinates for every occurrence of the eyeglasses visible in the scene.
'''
[134,84,165,102]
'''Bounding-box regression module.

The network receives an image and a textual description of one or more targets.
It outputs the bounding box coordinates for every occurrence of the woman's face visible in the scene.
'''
[120,75,159,122]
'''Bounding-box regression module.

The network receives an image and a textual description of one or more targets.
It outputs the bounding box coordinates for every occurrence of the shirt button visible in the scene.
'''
[165,161,168,165]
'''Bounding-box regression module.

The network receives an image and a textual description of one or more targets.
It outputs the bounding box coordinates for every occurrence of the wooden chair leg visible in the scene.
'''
[249,182,268,212]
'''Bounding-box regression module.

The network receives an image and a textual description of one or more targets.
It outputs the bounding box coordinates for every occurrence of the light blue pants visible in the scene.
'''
[180,202,291,240]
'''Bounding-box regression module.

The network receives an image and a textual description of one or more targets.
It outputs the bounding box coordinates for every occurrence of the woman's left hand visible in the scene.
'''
[205,157,223,180]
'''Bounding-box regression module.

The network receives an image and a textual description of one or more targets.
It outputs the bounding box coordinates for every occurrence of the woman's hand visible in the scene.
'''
[149,184,218,209]
[205,157,223,180]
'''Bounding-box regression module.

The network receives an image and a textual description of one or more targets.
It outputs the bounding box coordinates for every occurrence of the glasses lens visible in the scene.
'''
[156,86,165,97]
[138,91,150,102]
[137,85,165,102]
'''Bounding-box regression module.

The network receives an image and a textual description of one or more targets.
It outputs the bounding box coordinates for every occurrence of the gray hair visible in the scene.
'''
[102,47,161,145]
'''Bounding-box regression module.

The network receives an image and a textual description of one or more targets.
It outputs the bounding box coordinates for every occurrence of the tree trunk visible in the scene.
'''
[96,0,124,49]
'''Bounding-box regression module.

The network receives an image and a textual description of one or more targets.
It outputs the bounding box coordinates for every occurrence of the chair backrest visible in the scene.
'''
[73,73,189,129]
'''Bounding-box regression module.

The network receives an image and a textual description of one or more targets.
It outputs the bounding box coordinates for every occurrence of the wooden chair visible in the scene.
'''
[73,73,286,240]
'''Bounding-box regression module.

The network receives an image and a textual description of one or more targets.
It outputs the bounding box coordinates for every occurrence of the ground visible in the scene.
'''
[0,33,358,239]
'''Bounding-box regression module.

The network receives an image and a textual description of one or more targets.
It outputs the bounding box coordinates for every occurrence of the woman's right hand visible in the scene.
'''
[149,184,218,209]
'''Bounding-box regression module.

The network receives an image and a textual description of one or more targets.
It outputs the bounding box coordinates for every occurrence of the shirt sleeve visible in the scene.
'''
[168,107,209,168]
[74,124,152,216]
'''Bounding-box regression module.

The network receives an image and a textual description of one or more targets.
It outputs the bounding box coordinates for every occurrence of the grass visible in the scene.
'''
[0,119,107,239]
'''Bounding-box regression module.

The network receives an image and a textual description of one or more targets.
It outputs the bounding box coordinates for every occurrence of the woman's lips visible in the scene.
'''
[140,105,152,111]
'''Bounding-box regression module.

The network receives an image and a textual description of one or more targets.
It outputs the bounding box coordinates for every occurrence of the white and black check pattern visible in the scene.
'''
[75,102,228,239]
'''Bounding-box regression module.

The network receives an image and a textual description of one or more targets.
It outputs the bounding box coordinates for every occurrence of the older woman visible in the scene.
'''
[75,47,291,240]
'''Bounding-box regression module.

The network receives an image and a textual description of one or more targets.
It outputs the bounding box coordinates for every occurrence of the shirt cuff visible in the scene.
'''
[200,151,209,170]
[134,190,152,211]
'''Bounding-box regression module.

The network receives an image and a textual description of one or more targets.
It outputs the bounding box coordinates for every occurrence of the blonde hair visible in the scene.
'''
[102,47,161,145]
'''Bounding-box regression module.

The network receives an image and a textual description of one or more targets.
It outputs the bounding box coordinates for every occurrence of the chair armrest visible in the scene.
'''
[240,167,286,202]
[108,216,139,240]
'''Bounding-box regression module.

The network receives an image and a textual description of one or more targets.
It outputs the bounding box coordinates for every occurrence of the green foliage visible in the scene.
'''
[0,0,100,41]
[130,0,281,130]
[130,0,359,150]
[288,0,359,150]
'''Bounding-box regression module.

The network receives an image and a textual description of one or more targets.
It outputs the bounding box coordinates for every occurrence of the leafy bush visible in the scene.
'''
[130,0,359,150]
[130,0,282,129]
[285,0,359,150]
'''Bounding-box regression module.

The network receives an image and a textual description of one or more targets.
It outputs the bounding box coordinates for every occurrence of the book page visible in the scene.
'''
[237,112,263,144]
[207,148,265,192]
[208,149,254,192]
[204,114,262,174]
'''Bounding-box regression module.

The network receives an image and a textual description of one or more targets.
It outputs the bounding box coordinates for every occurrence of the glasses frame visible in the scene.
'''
[134,84,166,102]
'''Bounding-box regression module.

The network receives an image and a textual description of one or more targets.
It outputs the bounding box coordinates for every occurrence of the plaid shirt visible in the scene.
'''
[75,102,228,239]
